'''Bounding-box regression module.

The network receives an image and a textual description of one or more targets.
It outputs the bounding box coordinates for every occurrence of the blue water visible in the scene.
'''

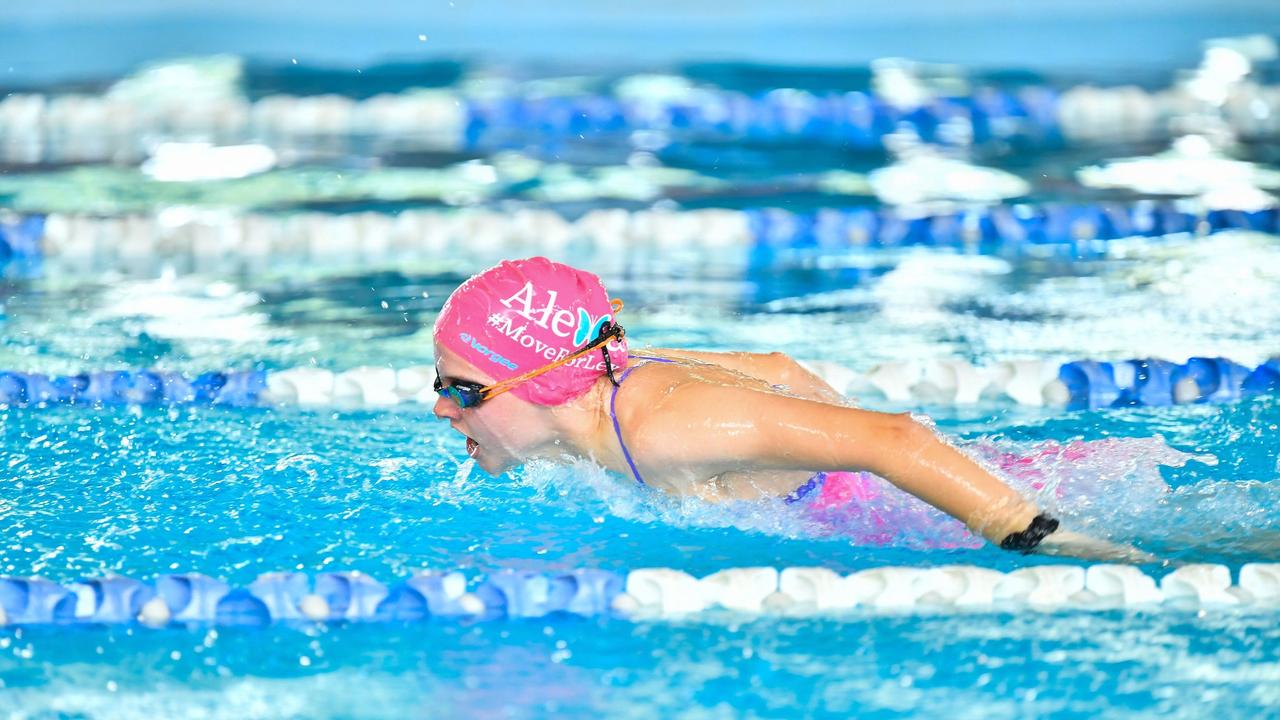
[2,389,1279,717]
[2,46,1280,717]
[2,386,1277,578]
[0,611,1278,718]
[4,244,1280,718]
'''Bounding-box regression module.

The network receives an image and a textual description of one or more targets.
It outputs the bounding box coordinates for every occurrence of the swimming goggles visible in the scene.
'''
[434,299,626,409]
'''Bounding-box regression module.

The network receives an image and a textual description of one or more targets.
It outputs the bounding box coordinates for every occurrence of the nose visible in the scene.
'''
[432,392,460,420]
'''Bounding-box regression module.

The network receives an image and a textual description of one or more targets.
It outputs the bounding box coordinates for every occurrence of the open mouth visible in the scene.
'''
[466,437,479,457]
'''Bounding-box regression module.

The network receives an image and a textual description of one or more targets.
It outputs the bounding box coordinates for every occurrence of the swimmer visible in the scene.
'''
[432,257,1151,562]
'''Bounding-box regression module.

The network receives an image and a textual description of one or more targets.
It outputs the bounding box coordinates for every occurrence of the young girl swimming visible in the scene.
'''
[431,257,1150,562]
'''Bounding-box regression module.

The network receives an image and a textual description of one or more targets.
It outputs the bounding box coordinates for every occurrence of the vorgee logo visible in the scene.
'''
[458,331,518,370]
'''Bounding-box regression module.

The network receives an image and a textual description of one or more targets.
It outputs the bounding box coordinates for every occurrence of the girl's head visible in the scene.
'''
[431,257,628,472]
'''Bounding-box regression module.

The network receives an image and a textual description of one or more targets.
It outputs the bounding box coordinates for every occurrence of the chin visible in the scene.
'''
[474,451,514,476]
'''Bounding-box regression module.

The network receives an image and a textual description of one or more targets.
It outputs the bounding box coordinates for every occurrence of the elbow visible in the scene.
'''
[867,413,935,471]
[887,412,934,446]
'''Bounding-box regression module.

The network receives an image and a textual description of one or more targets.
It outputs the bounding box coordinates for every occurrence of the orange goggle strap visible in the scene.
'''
[479,298,626,402]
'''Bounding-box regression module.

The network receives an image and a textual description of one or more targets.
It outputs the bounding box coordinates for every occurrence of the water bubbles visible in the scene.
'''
[272,453,324,483]
[371,457,416,482]
[420,458,482,507]
[453,458,474,484]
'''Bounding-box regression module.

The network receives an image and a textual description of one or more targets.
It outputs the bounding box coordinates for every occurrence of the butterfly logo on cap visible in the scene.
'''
[573,308,612,347]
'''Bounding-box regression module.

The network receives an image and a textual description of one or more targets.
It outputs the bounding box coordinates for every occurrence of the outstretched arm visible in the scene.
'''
[634,380,1152,561]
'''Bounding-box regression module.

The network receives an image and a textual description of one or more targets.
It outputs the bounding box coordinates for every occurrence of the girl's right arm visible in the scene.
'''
[634,378,1154,562]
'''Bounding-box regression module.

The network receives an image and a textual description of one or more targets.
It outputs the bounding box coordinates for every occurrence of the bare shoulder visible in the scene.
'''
[611,358,751,420]
[607,361,779,470]
[609,361,727,466]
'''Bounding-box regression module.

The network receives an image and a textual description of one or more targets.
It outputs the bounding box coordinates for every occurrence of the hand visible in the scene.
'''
[1032,529,1159,564]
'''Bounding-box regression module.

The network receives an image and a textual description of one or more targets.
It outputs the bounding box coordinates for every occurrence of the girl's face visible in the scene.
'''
[431,344,557,475]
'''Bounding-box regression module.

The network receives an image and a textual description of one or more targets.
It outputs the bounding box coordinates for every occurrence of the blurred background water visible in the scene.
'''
[3,1,1279,83]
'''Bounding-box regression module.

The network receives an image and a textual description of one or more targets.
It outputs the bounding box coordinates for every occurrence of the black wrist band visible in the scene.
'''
[999,514,1060,552]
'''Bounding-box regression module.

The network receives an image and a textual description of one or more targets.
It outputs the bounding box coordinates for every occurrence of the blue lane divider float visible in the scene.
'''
[745,204,1278,264]
[2,201,1276,277]
[1,358,1277,411]
[1056,358,1273,410]
[2,563,1278,626]
[0,570,618,626]
[0,370,266,407]
[0,215,44,273]
[464,87,1064,150]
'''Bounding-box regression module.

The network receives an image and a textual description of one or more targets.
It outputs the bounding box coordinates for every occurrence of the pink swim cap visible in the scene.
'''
[433,257,629,405]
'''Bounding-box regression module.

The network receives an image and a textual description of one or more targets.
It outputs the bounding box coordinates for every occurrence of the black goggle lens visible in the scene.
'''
[433,370,486,409]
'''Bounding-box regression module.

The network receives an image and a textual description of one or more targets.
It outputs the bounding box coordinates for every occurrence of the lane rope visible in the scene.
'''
[2,202,1275,277]
[3,356,1276,410]
[2,563,1276,626]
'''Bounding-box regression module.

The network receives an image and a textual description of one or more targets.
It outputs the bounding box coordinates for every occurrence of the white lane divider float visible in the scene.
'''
[1160,564,1241,606]
[1084,564,1165,605]
[598,562,1280,621]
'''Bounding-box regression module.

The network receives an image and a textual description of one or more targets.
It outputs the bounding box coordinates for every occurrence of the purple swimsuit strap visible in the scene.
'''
[609,355,675,485]
[785,472,825,504]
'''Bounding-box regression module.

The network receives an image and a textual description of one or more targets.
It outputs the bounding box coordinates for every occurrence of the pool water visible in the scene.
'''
[2,55,1280,718]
